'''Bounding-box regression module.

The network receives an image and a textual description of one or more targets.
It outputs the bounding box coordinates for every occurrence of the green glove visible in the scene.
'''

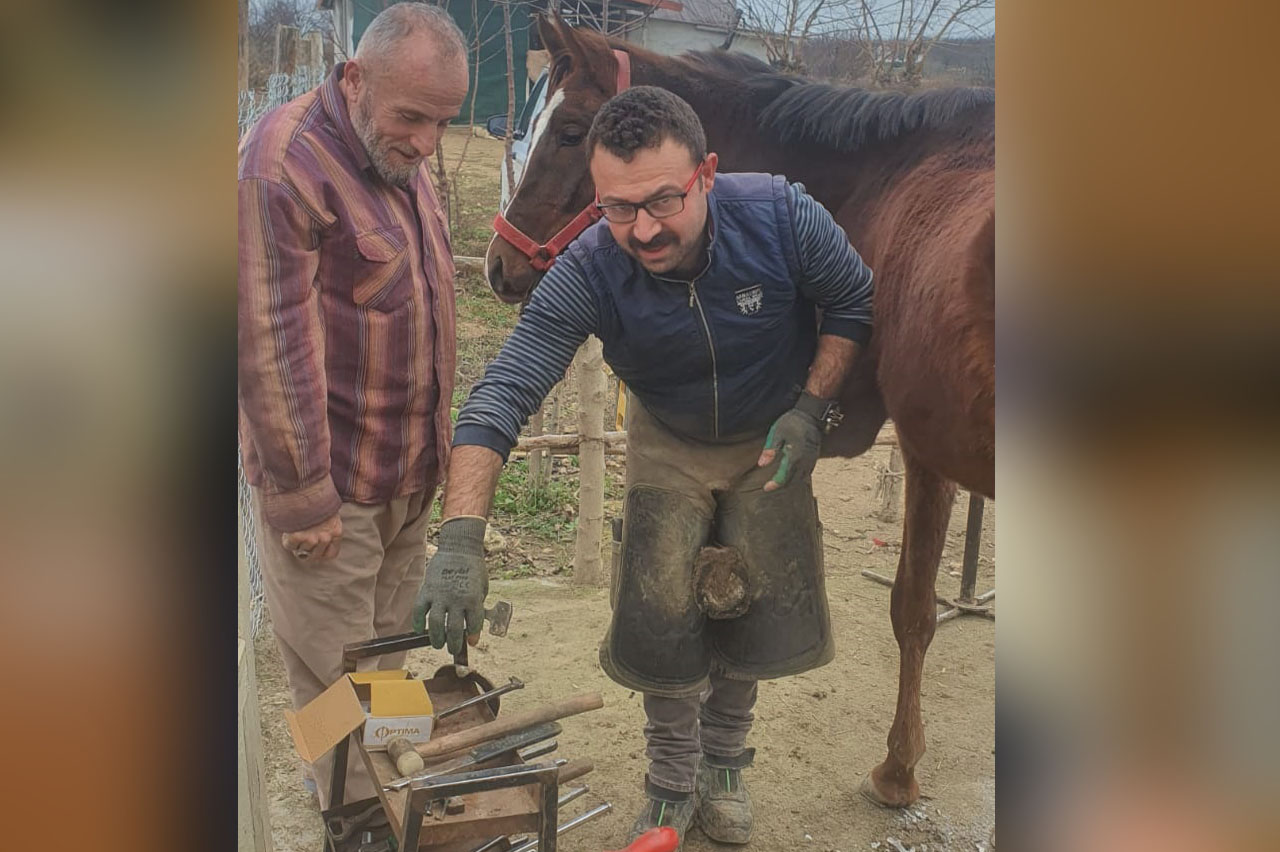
[412,517,489,654]
[759,402,825,491]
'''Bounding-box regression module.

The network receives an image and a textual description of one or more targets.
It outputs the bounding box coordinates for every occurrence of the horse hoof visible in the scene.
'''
[859,773,918,809]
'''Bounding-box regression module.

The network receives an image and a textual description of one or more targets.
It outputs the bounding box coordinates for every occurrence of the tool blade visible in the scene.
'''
[487,600,513,637]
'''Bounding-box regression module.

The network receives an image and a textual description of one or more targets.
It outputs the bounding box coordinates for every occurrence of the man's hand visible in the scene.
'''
[281,513,343,560]
[757,407,824,491]
[412,517,489,654]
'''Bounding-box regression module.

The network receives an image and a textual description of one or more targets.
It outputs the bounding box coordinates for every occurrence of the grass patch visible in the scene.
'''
[493,459,578,540]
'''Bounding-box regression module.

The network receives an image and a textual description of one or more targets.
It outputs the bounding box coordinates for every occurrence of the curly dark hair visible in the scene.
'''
[586,86,707,165]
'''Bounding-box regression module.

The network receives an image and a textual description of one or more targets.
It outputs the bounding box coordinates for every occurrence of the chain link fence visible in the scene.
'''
[238,63,327,637]
[239,67,325,138]
[238,450,267,638]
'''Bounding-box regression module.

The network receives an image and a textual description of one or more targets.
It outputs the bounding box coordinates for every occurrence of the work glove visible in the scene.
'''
[757,393,829,491]
[412,516,488,654]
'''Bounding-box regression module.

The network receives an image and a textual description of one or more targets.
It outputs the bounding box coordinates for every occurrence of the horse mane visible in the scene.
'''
[677,50,994,152]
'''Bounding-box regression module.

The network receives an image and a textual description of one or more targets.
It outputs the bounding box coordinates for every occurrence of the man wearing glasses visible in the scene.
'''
[414,86,874,848]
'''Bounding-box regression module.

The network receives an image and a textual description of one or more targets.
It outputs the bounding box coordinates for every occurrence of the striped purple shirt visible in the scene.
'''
[238,64,456,532]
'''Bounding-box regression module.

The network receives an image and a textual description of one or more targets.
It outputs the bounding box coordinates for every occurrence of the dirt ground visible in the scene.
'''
[255,444,995,852]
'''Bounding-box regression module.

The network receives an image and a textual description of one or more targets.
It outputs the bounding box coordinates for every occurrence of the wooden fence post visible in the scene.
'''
[540,386,561,482]
[238,0,249,92]
[305,30,324,74]
[572,337,607,586]
[528,405,546,491]
[274,25,299,76]
[875,445,905,523]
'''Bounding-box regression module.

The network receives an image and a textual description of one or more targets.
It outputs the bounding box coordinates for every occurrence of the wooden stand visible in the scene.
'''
[323,634,585,852]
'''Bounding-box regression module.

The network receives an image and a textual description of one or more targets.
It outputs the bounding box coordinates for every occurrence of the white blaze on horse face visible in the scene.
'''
[486,87,568,280]
[523,87,566,186]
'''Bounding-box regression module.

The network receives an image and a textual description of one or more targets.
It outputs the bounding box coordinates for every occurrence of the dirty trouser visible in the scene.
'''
[602,398,833,790]
[645,668,758,793]
[254,487,434,809]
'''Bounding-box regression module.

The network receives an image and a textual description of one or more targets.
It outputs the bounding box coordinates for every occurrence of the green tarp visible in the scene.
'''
[353,0,530,124]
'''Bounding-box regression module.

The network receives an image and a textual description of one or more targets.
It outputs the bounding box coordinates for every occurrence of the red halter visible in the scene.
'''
[492,50,631,272]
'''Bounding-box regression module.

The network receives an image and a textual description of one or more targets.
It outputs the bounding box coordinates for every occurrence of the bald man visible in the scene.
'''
[238,2,468,807]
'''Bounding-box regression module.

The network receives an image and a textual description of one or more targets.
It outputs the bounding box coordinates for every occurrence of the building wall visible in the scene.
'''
[636,19,768,62]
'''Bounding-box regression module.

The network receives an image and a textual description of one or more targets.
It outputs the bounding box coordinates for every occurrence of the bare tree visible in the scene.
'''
[851,0,994,86]
[435,0,496,233]
[738,0,993,85]
[501,0,517,192]
[802,31,873,82]
[738,0,853,72]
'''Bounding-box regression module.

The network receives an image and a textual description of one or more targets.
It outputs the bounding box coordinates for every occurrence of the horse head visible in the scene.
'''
[486,16,628,304]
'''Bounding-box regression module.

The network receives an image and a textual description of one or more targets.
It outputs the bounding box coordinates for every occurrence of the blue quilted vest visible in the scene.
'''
[563,172,815,443]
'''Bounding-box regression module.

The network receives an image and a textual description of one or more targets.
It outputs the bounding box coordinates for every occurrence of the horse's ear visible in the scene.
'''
[535,14,564,57]
[553,17,592,76]
[538,13,582,89]
[557,20,622,96]
[538,15,614,95]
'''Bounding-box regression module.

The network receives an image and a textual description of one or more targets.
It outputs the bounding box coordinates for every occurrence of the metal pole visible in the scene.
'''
[960,493,985,603]
[329,735,349,821]
[538,774,560,852]
[401,798,424,852]
[507,803,614,852]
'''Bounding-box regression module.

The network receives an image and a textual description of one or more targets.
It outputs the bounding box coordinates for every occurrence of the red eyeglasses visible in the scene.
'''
[594,163,704,224]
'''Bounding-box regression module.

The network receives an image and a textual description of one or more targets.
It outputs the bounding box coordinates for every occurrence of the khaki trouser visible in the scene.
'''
[254,487,434,808]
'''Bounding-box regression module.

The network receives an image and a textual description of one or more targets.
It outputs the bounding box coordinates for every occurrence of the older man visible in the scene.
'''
[238,3,467,807]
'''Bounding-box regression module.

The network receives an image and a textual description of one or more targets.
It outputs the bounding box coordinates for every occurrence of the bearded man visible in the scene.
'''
[416,86,874,849]
[237,2,467,808]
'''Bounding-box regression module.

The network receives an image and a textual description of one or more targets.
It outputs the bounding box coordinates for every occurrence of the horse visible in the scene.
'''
[486,15,995,810]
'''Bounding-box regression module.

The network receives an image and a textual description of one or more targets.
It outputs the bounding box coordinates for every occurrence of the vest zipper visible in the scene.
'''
[688,277,720,439]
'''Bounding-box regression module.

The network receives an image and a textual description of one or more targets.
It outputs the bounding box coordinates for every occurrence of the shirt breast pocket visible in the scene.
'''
[352,226,412,312]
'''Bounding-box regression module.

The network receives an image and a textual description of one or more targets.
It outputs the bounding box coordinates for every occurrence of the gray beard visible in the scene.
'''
[352,95,420,189]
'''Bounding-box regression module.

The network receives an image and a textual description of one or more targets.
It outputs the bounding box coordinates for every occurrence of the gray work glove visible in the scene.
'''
[412,517,489,654]
[758,395,828,491]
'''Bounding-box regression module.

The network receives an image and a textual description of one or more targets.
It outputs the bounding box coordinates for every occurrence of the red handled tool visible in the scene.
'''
[609,827,679,852]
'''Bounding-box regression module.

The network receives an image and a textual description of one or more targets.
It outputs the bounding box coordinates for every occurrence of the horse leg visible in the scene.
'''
[862,451,956,807]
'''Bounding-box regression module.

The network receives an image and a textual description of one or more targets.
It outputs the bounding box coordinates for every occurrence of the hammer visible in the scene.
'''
[455,600,514,676]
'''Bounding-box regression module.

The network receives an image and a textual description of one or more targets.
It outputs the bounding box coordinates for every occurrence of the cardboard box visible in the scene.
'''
[284,670,435,762]
[364,678,435,748]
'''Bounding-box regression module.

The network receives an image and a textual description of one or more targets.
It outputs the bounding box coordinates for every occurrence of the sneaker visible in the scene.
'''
[628,776,695,849]
[695,750,754,844]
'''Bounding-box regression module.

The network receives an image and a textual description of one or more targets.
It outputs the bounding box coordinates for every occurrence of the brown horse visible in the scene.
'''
[487,16,994,810]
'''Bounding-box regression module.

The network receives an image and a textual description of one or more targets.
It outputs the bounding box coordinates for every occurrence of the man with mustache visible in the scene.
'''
[237,2,467,809]
[415,86,875,848]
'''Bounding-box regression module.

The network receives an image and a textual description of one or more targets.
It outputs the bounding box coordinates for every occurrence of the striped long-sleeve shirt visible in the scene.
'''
[238,64,456,532]
[455,177,873,458]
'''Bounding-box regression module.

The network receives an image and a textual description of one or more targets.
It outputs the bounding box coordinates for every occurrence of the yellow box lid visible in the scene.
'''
[284,678,366,763]
[370,680,434,717]
[349,670,411,684]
